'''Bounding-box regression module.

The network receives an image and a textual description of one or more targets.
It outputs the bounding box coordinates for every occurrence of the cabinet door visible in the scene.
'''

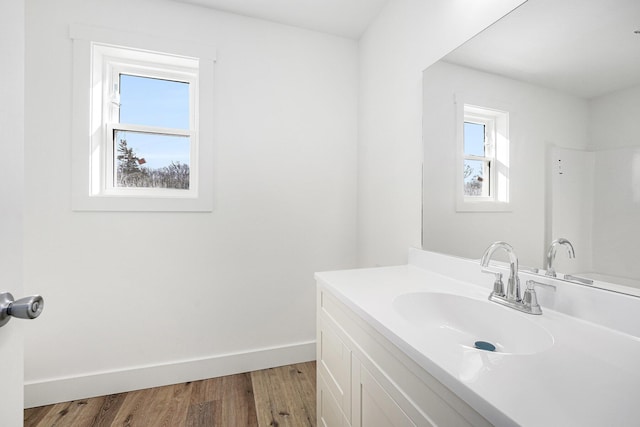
[318,372,350,427]
[355,363,436,427]
[318,318,352,420]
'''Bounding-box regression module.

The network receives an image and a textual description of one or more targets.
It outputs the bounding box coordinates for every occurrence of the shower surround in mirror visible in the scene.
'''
[551,80,640,287]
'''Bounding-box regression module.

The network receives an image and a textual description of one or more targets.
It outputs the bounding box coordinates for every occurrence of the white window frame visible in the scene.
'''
[101,48,198,197]
[463,111,496,200]
[70,24,215,211]
[455,99,510,212]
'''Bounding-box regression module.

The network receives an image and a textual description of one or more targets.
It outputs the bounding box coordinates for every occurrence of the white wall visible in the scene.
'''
[357,0,527,267]
[422,62,589,267]
[0,0,26,423]
[24,0,358,406]
[589,85,640,150]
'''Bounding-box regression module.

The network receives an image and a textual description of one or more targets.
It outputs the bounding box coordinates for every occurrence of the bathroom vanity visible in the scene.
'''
[316,248,640,426]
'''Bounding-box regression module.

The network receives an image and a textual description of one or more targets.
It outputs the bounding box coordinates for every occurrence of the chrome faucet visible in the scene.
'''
[545,238,575,277]
[481,241,549,314]
[481,241,521,302]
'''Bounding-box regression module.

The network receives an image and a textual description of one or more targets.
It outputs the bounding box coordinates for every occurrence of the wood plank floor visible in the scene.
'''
[24,361,316,427]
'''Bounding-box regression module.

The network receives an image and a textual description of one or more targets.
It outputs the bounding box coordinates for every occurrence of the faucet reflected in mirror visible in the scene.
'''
[545,238,575,278]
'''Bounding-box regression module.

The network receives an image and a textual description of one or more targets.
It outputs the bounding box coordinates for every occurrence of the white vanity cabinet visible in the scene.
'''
[317,284,492,427]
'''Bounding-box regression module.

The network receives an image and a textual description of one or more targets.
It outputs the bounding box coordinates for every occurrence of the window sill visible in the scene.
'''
[456,200,511,213]
[71,193,212,212]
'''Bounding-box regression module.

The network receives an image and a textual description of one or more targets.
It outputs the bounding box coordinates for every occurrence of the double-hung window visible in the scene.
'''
[463,113,495,198]
[456,102,510,211]
[71,25,215,211]
[104,48,197,194]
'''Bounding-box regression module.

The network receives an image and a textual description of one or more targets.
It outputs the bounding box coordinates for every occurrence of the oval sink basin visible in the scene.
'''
[392,292,554,355]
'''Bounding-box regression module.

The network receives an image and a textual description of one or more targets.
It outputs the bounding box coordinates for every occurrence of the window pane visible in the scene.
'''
[114,130,190,189]
[464,159,489,197]
[119,74,189,129]
[464,122,485,156]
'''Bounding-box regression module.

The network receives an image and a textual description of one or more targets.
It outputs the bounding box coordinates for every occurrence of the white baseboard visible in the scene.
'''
[25,340,316,408]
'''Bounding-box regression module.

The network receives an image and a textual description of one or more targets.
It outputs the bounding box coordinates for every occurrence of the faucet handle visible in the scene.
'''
[522,280,556,315]
[526,280,557,292]
[482,269,505,297]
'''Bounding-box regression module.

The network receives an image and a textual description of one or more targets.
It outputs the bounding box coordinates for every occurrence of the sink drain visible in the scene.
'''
[474,341,496,352]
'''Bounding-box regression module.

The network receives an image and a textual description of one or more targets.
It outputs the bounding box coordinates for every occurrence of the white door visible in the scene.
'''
[0,0,27,425]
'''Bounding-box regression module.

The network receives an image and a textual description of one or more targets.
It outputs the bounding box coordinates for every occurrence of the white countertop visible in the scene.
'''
[315,249,640,427]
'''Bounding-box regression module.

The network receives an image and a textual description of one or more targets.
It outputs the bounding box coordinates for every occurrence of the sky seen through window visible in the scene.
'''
[118,74,191,169]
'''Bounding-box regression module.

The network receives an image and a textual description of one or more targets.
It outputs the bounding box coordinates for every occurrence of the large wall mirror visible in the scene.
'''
[422,0,640,296]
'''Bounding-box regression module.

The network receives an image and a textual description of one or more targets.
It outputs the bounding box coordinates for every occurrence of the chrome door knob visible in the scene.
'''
[8,295,44,319]
[0,292,44,327]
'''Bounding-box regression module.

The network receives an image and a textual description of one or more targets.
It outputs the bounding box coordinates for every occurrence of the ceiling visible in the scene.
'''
[444,0,640,99]
[172,0,640,98]
[173,0,390,39]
